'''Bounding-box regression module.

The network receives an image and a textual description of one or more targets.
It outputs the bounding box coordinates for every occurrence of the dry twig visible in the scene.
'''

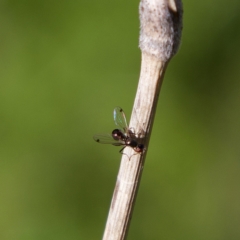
[103,1,183,239]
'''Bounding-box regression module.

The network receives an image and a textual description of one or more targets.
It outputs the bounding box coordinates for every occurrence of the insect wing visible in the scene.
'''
[93,133,124,146]
[113,107,129,132]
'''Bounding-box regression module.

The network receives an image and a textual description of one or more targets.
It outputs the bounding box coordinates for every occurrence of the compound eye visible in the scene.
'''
[135,144,144,153]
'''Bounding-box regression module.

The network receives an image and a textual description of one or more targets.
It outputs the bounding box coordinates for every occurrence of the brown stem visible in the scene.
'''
[103,1,183,239]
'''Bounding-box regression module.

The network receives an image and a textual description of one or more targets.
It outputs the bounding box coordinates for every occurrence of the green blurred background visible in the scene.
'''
[1,0,240,239]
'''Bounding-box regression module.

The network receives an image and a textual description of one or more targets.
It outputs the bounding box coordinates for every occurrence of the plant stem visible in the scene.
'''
[103,1,183,239]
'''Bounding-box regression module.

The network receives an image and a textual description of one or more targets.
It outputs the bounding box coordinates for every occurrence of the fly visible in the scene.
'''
[93,106,145,156]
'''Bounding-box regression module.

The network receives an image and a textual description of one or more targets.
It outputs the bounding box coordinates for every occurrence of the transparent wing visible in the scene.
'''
[113,106,129,132]
[93,133,124,146]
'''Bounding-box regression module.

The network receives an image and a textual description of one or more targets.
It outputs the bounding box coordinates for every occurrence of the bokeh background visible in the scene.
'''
[1,0,240,239]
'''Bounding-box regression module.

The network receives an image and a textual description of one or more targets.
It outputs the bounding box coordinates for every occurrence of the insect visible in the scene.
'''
[93,107,145,156]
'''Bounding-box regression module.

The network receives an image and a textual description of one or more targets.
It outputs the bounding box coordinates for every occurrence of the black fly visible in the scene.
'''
[93,107,145,156]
